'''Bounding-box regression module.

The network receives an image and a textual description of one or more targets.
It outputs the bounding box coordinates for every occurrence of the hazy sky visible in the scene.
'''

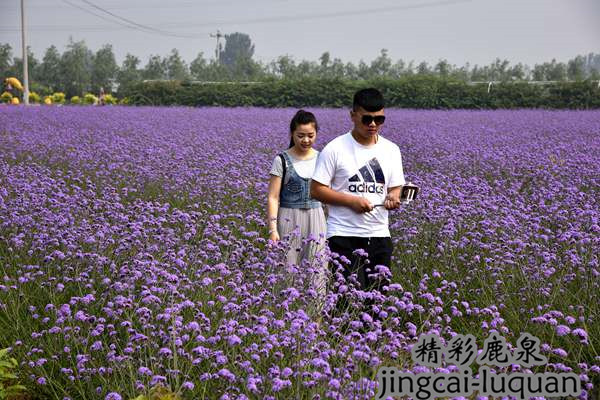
[1,0,599,68]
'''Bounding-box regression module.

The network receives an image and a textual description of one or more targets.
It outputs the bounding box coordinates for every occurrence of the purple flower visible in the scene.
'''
[572,328,588,341]
[556,325,571,336]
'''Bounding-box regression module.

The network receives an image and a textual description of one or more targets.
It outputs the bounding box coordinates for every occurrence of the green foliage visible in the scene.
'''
[123,77,600,109]
[220,32,255,69]
[70,95,81,104]
[52,92,66,104]
[103,93,118,105]
[165,49,189,81]
[0,348,27,400]
[0,43,12,78]
[129,385,181,400]
[1,92,13,103]
[116,53,141,95]
[83,93,98,105]
[28,91,40,103]
[91,44,118,93]
[38,45,61,92]
[59,39,93,97]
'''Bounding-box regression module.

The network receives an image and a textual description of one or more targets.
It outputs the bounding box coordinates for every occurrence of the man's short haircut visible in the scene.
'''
[353,88,384,112]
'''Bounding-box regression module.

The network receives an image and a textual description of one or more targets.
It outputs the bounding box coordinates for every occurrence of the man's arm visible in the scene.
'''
[311,180,374,213]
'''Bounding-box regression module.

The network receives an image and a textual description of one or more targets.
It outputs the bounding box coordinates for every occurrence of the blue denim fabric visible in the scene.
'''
[279,152,321,209]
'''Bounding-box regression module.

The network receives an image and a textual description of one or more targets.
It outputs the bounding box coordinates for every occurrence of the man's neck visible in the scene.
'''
[351,129,378,146]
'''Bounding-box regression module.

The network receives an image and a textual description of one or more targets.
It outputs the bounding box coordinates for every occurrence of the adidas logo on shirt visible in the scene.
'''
[348,158,385,194]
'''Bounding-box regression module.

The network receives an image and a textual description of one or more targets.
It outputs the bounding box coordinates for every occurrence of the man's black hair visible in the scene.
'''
[353,88,384,112]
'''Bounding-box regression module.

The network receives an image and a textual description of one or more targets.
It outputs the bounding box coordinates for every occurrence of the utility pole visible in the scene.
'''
[210,30,223,62]
[21,0,29,105]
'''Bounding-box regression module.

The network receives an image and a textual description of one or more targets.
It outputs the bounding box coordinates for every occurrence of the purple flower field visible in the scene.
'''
[0,106,598,399]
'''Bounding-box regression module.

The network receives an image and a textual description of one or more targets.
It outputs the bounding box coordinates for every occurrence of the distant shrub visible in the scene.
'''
[122,78,600,109]
[103,93,118,105]
[28,92,41,103]
[52,92,66,104]
[83,93,98,105]
[70,95,81,105]
[43,96,52,105]
[1,92,13,103]
[10,97,19,105]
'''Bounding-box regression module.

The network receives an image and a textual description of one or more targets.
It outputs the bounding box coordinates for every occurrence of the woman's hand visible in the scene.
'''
[269,231,280,243]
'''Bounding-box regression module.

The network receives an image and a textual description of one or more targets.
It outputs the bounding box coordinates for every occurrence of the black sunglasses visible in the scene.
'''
[361,115,386,126]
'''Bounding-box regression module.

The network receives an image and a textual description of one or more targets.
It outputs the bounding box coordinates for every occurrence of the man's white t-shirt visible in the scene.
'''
[312,132,405,238]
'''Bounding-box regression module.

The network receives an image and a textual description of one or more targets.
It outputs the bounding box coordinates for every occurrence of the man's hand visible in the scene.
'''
[350,197,374,213]
[384,188,401,210]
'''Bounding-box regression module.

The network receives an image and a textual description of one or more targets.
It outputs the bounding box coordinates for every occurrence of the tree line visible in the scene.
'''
[1,33,599,98]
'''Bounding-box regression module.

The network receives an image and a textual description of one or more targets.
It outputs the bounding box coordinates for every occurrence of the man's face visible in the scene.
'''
[350,106,385,141]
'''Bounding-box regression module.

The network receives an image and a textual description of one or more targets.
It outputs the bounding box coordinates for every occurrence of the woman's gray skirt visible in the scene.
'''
[277,206,328,301]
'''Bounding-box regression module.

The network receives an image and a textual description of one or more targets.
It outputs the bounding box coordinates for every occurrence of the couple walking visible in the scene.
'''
[266,88,406,299]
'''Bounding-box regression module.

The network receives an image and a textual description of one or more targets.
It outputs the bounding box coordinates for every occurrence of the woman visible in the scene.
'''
[266,110,327,298]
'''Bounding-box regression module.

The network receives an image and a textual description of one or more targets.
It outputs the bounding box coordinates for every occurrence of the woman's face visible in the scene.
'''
[291,123,317,152]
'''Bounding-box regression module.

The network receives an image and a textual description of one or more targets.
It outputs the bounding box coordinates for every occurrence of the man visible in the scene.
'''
[310,88,405,292]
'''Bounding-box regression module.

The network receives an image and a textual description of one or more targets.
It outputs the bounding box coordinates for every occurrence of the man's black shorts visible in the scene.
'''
[327,236,393,290]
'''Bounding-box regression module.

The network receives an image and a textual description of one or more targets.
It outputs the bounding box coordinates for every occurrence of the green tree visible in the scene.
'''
[319,52,330,71]
[532,64,546,81]
[38,45,62,92]
[585,53,600,78]
[143,55,166,80]
[91,44,118,93]
[0,43,12,79]
[190,52,230,81]
[389,59,407,78]
[9,46,39,85]
[508,63,527,81]
[59,38,93,97]
[567,55,586,81]
[190,52,209,80]
[434,59,451,77]
[116,53,141,94]
[344,62,358,80]
[416,61,430,75]
[230,57,263,80]
[297,60,316,78]
[545,59,567,81]
[357,60,370,79]
[219,32,255,70]
[490,58,510,81]
[370,49,392,77]
[270,55,297,79]
[166,48,189,80]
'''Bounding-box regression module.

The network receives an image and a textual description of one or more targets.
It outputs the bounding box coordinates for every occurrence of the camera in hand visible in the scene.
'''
[400,183,419,204]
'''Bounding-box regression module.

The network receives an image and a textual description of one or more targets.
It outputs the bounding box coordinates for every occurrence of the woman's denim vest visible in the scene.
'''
[279,152,321,209]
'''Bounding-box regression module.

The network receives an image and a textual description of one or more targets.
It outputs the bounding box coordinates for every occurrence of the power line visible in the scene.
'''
[146,0,473,29]
[75,0,191,36]
[61,0,143,31]
[77,0,198,38]
[52,0,207,39]
[1,0,471,32]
